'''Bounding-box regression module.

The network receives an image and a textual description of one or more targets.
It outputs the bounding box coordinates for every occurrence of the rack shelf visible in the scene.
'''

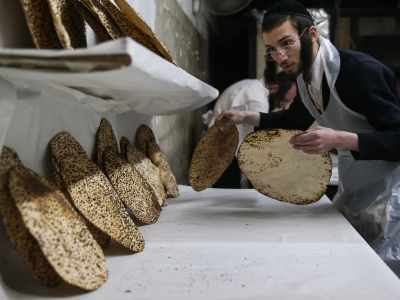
[0,37,218,116]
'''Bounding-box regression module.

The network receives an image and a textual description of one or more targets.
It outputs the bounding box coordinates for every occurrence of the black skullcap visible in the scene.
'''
[263,0,314,21]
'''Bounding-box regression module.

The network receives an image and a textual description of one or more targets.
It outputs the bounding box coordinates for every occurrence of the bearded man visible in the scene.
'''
[216,0,400,277]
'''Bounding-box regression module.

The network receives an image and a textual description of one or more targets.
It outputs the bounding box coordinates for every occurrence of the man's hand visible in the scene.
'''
[289,126,359,154]
[215,110,261,131]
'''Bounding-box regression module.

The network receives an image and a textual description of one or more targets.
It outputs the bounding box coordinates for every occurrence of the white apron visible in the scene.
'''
[297,36,400,276]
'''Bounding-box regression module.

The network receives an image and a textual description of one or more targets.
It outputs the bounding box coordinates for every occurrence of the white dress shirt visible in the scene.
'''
[308,47,325,112]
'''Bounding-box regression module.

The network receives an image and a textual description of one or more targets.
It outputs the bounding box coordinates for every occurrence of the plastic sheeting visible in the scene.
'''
[1,186,400,299]
[0,78,152,181]
[0,78,17,153]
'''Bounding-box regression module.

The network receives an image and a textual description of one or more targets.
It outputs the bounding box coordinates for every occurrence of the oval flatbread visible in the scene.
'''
[126,142,167,207]
[120,136,130,158]
[102,0,163,57]
[50,132,111,248]
[237,129,332,205]
[59,154,145,252]
[97,118,119,172]
[0,147,60,287]
[71,0,112,43]
[46,0,87,49]
[80,0,124,39]
[136,124,179,198]
[19,0,60,49]
[114,0,178,66]
[103,147,161,224]
[8,165,108,290]
[188,119,239,192]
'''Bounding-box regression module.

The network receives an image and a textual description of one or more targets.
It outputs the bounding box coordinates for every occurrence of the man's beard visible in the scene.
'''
[282,61,304,79]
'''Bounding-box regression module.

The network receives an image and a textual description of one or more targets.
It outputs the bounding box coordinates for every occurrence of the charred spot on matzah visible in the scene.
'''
[237,129,332,205]
[189,119,239,192]
[8,165,108,290]
[136,124,179,198]
[59,154,145,252]
[104,147,161,224]
[0,147,60,287]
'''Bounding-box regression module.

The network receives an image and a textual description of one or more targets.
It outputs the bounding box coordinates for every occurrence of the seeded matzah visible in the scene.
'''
[60,154,145,252]
[8,165,108,290]
[104,147,161,224]
[189,119,239,192]
[0,147,60,287]
[237,129,332,205]
[50,132,110,248]
[136,124,179,198]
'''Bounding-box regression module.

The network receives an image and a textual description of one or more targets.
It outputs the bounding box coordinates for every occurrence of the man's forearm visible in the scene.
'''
[243,111,261,127]
[334,131,359,151]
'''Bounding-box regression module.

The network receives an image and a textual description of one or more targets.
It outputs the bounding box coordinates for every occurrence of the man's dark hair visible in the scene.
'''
[262,14,314,88]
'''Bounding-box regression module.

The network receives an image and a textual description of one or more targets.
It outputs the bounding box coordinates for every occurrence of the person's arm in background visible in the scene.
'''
[216,110,261,131]
[236,100,269,114]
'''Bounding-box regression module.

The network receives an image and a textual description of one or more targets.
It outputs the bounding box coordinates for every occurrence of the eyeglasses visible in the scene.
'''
[264,27,308,62]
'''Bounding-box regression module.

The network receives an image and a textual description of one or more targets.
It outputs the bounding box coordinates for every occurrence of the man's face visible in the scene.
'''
[263,21,303,76]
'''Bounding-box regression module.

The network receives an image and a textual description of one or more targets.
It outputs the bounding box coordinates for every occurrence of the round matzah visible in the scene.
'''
[59,154,145,252]
[237,129,332,205]
[0,147,60,287]
[50,132,111,248]
[188,119,239,192]
[8,165,108,290]
[136,124,179,198]
[103,147,161,225]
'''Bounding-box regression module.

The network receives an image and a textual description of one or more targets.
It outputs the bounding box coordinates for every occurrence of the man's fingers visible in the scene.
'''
[215,110,232,123]
[215,114,224,122]
[293,144,326,154]
[290,131,317,144]
[219,120,234,131]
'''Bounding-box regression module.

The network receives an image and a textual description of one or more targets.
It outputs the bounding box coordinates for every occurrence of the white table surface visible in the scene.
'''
[1,185,400,300]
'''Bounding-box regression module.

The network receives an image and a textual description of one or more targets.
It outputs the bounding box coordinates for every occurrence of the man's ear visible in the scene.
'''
[308,26,318,43]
